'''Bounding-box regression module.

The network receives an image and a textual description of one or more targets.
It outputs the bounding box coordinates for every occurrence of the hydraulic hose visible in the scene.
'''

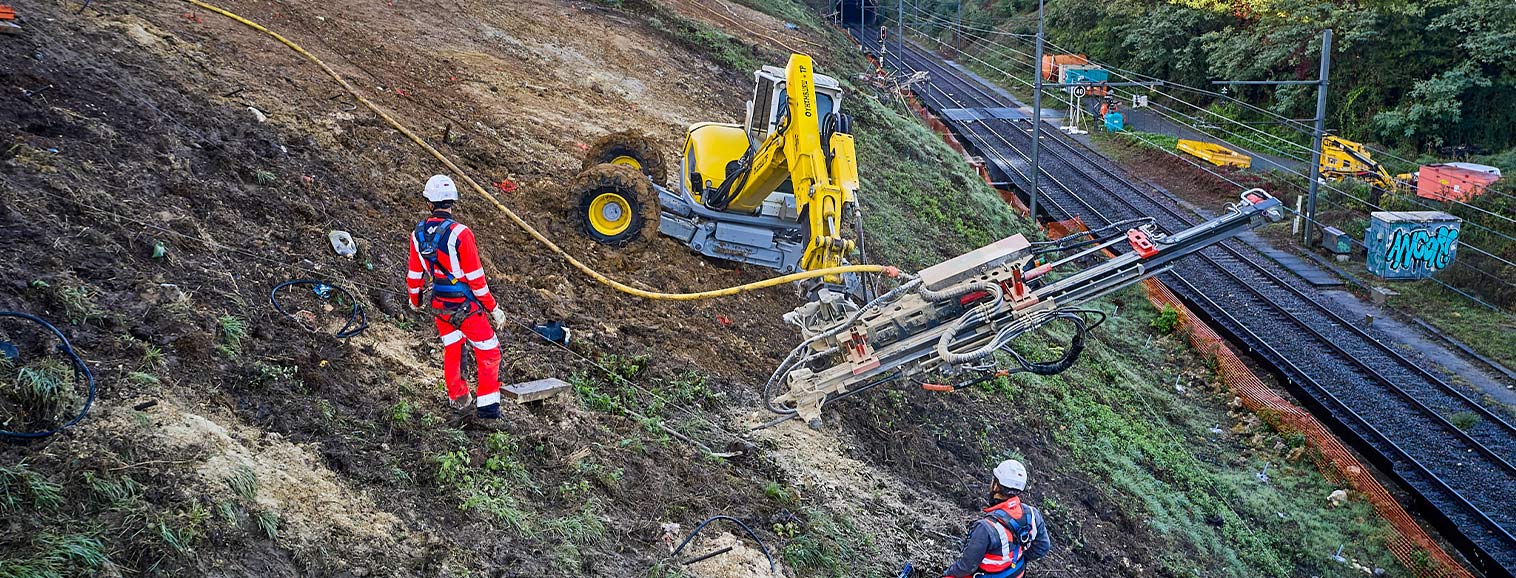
[667,515,777,576]
[0,312,96,439]
[180,0,896,301]
[269,279,368,338]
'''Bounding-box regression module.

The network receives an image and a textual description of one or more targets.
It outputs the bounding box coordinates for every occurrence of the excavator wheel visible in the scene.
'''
[571,163,660,247]
[582,130,668,185]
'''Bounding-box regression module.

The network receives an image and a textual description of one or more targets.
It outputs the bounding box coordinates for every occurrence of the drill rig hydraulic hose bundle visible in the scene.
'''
[766,189,1285,425]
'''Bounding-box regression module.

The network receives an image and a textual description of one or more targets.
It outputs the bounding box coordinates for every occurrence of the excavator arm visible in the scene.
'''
[716,54,860,283]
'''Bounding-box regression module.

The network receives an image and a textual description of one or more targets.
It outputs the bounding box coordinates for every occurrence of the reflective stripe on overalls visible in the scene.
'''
[977,505,1037,578]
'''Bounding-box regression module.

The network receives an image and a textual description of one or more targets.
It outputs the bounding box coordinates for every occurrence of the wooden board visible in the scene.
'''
[503,377,570,404]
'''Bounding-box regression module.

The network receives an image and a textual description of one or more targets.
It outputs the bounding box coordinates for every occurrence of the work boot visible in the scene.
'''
[476,402,501,420]
[448,393,475,412]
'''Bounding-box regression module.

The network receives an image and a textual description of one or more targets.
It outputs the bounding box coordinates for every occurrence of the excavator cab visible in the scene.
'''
[568,53,861,294]
[745,65,845,144]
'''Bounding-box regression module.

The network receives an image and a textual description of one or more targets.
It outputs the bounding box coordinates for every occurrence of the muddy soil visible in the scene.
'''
[1,0,1293,576]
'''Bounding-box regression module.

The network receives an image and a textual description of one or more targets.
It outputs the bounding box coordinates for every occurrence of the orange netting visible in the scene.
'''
[1045,217,1472,578]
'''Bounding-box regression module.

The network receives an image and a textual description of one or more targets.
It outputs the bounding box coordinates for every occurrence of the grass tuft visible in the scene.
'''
[0,461,63,512]
[225,465,259,502]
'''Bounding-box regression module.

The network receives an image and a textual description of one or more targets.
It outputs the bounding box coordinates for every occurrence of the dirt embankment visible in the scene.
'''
[1,0,1371,577]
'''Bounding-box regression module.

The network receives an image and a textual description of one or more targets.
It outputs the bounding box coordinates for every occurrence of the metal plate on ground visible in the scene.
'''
[985,108,1027,120]
[941,108,982,122]
[504,378,571,404]
[1248,243,1344,287]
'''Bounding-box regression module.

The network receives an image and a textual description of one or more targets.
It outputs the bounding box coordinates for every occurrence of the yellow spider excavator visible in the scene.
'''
[1320,136,1412,196]
[568,53,863,295]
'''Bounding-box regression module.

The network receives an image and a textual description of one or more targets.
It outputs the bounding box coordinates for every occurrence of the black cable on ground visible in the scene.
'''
[668,515,777,576]
[0,312,97,439]
[269,279,368,338]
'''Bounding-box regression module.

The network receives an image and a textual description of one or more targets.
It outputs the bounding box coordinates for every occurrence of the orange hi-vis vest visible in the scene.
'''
[978,497,1039,577]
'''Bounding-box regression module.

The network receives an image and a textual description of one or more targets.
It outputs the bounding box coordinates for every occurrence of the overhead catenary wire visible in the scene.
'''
[894,23,1516,308]
[893,18,1516,292]
[925,23,1516,258]
[924,11,1508,173]
[964,21,1516,206]
[179,0,898,303]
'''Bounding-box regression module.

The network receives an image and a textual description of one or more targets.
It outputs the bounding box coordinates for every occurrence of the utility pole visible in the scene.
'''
[1306,29,1332,247]
[1214,28,1332,246]
[897,0,904,62]
[1029,0,1045,219]
[956,0,964,49]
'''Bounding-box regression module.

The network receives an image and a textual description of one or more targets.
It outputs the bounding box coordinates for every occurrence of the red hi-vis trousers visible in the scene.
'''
[433,307,501,407]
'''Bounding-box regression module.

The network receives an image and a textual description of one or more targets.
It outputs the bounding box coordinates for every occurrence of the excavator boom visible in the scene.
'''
[719,54,859,282]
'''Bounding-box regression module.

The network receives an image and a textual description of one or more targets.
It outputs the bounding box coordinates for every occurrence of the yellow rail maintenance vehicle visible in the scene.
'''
[569,53,863,296]
[1176,139,1252,169]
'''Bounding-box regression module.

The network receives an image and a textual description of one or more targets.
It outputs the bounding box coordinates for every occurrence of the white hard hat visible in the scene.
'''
[423,175,458,202]
[993,459,1028,491]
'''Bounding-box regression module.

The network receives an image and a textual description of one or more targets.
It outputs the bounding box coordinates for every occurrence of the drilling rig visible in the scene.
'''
[766,189,1285,425]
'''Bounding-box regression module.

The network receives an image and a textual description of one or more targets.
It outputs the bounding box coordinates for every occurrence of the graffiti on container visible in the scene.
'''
[1384,225,1459,272]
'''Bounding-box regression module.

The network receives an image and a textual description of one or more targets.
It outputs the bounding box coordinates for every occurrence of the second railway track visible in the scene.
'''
[853,24,1516,575]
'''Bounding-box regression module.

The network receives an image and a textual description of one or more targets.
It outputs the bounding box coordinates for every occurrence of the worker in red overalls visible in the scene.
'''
[406,175,507,419]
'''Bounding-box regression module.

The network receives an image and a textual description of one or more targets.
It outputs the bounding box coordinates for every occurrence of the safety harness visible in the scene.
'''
[977,504,1038,578]
[414,217,481,319]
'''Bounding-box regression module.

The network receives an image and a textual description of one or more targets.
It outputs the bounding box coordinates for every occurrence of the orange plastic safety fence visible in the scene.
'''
[1045,221,1473,578]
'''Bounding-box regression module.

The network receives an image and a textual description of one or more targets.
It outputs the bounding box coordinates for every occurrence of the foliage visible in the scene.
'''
[0,533,110,578]
[5,359,79,424]
[1151,304,1181,334]
[936,0,1516,156]
[0,461,63,512]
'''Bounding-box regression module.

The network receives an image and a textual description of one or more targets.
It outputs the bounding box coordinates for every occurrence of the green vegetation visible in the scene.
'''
[4,359,79,424]
[1116,130,1179,152]
[253,169,277,186]
[1,461,63,512]
[1385,282,1516,370]
[0,533,110,578]
[1449,411,1481,431]
[1151,304,1181,334]
[781,508,875,577]
[848,94,1026,269]
[217,314,247,357]
[732,0,823,32]
[636,0,769,73]
[994,295,1398,576]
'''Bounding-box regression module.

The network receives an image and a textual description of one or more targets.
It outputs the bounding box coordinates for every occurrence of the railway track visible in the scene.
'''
[853,26,1516,576]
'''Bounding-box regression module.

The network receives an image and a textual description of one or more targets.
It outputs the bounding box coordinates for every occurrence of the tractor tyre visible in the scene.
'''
[582,130,668,185]
[571,163,660,247]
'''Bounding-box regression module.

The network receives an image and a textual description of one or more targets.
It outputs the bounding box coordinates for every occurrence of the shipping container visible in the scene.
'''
[1364,211,1462,280]
[1040,54,1089,81]
[1416,164,1500,202]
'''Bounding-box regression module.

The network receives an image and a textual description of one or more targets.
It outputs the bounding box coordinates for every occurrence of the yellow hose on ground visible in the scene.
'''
[180,0,897,301]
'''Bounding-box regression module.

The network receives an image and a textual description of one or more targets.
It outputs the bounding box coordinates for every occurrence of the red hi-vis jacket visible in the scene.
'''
[407,215,498,312]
